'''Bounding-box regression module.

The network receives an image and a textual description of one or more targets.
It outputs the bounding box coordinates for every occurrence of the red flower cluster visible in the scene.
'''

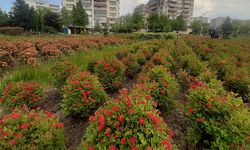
[98,115,105,131]
[160,140,171,150]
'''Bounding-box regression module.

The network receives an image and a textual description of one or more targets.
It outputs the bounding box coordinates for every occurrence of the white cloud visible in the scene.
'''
[194,0,215,17]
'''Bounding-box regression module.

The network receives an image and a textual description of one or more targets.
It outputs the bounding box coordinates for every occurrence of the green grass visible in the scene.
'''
[0,44,131,88]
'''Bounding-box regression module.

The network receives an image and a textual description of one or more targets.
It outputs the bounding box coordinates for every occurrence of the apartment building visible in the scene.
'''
[210,17,226,28]
[193,16,209,24]
[63,0,120,29]
[134,4,148,22]
[147,0,194,25]
[24,0,60,12]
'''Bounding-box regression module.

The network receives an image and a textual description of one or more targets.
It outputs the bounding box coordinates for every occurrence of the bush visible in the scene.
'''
[0,82,43,113]
[0,108,64,149]
[143,66,179,112]
[62,71,109,117]
[0,27,23,35]
[185,80,250,149]
[90,59,126,92]
[180,54,207,76]
[79,89,176,150]
[51,62,79,89]
[121,54,142,78]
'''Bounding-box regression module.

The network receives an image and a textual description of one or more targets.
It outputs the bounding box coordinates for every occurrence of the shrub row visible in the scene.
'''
[0,27,23,35]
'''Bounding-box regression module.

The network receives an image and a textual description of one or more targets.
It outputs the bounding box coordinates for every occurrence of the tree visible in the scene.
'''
[94,21,102,33]
[172,15,187,31]
[131,12,144,31]
[0,8,8,26]
[35,8,48,32]
[10,0,35,30]
[147,13,172,32]
[44,11,61,31]
[71,0,88,27]
[60,7,72,26]
[191,20,203,34]
[221,16,233,38]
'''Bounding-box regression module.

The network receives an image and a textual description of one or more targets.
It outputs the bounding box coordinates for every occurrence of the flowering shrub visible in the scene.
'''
[51,61,79,88]
[0,108,64,149]
[62,71,109,117]
[180,54,207,76]
[185,80,250,149]
[80,89,176,150]
[145,66,179,112]
[90,59,126,92]
[121,54,142,78]
[0,82,43,113]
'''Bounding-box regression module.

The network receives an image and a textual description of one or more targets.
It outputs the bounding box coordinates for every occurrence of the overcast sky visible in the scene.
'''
[120,0,250,20]
[1,0,250,20]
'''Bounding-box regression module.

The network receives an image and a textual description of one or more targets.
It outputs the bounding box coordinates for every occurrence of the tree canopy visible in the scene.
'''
[71,0,89,27]
[221,16,233,38]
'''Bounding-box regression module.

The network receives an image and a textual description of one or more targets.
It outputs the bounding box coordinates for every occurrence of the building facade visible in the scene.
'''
[193,16,209,24]
[134,4,148,22]
[24,0,60,12]
[210,17,226,28]
[147,0,194,25]
[63,0,120,29]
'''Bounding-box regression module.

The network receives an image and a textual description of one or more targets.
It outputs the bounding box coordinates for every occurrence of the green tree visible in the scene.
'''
[94,21,102,33]
[191,20,203,34]
[0,8,8,26]
[131,12,144,31]
[44,11,61,31]
[221,16,233,38]
[72,0,88,27]
[172,15,187,31]
[60,7,72,26]
[10,0,35,30]
[147,13,159,32]
[147,13,172,32]
[35,8,48,32]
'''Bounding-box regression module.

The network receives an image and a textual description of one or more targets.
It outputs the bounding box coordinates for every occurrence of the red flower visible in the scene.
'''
[128,109,134,114]
[9,139,15,145]
[199,117,205,123]
[98,124,104,131]
[160,140,171,150]
[121,89,128,96]
[16,133,23,139]
[220,97,227,102]
[72,80,79,85]
[167,129,174,140]
[112,106,119,112]
[206,104,212,109]
[145,95,151,100]
[118,115,124,122]
[147,147,153,150]
[188,108,194,113]
[105,110,111,116]
[131,146,139,150]
[125,100,132,107]
[11,113,21,119]
[121,138,126,144]
[3,132,9,137]
[109,145,116,150]
[87,90,92,95]
[0,98,4,102]
[139,118,145,125]
[20,123,30,129]
[130,137,136,144]
[89,115,95,122]
[52,123,64,128]
[99,115,105,125]
[46,112,53,118]
[88,146,94,150]
[161,89,165,94]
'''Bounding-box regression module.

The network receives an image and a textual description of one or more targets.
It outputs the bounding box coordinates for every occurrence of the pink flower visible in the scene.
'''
[87,90,92,95]
[160,140,171,150]
[89,115,95,122]
[88,146,94,150]
[46,112,53,118]
[20,123,30,129]
[188,108,194,113]
[16,133,23,139]
[0,98,4,102]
